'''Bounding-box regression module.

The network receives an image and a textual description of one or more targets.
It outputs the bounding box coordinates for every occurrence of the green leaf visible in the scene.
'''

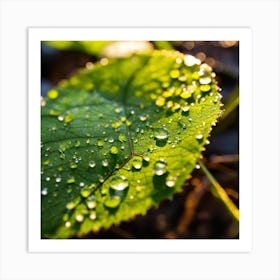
[41,50,222,238]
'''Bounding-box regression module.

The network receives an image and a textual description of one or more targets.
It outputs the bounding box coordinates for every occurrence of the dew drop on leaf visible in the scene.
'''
[104,196,121,208]
[132,156,143,170]
[118,133,127,142]
[154,127,169,140]
[102,159,109,167]
[67,177,75,184]
[87,200,96,209]
[109,175,129,191]
[200,84,211,92]
[199,76,212,85]
[55,177,61,183]
[89,160,96,168]
[166,175,177,187]
[196,133,203,140]
[74,140,80,147]
[70,163,78,169]
[153,160,167,176]
[181,104,190,112]
[155,96,165,107]
[66,201,76,210]
[80,188,91,198]
[64,113,74,124]
[97,139,104,147]
[41,188,48,196]
[110,145,118,154]
[143,155,150,162]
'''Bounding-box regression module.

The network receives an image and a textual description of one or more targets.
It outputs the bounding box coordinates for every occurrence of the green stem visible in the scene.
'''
[221,87,239,120]
[198,159,239,222]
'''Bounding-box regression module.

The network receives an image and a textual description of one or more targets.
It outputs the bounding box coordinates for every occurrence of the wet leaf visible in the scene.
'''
[41,50,222,238]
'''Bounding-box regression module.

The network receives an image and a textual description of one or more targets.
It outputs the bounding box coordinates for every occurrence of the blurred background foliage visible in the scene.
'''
[41,40,239,238]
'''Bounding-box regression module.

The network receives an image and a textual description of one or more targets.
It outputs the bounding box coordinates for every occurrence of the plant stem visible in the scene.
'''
[198,159,239,222]
[221,87,239,120]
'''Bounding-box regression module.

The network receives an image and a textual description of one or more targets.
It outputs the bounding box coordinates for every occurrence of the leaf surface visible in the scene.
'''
[41,50,222,238]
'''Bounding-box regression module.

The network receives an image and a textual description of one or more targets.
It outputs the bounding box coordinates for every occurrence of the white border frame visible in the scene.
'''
[1,1,279,279]
[28,27,252,253]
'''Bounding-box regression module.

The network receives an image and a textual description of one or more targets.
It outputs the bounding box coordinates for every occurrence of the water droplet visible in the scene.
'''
[154,127,169,140]
[79,182,85,187]
[45,177,50,181]
[97,139,104,147]
[132,156,143,170]
[55,177,61,183]
[118,133,127,142]
[199,76,211,85]
[80,188,91,198]
[112,121,122,129]
[108,137,114,143]
[43,159,50,166]
[110,146,118,154]
[74,140,80,147]
[109,175,129,191]
[41,188,48,195]
[195,164,200,169]
[170,69,180,79]
[102,159,109,167]
[184,54,201,66]
[143,155,150,162]
[200,84,211,92]
[139,115,147,121]
[104,196,121,208]
[196,133,203,140]
[64,113,74,124]
[153,160,167,176]
[155,96,165,107]
[98,175,104,183]
[181,104,190,112]
[166,175,177,187]
[89,160,96,168]
[67,177,75,184]
[87,200,96,209]
[70,163,78,169]
[66,201,76,210]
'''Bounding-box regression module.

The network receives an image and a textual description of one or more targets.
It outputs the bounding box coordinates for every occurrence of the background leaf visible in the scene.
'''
[41,50,222,238]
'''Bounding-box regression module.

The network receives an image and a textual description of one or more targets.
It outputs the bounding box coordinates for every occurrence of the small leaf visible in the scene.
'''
[41,50,222,238]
